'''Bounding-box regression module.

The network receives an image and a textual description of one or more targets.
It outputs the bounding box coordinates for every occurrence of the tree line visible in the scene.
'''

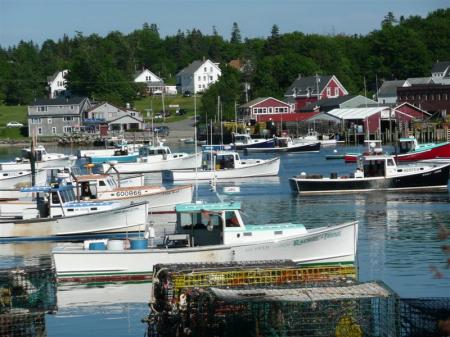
[0,9,448,121]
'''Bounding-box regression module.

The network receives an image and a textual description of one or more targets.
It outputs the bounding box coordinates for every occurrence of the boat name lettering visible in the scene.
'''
[116,190,142,197]
[293,231,341,246]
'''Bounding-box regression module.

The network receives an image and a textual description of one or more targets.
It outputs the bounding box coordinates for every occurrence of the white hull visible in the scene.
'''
[53,221,357,281]
[101,152,202,174]
[163,157,280,181]
[0,170,47,189]
[0,157,76,171]
[100,185,193,213]
[0,202,148,239]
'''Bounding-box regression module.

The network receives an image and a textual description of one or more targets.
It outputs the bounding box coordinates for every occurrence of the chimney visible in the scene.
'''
[203,56,206,62]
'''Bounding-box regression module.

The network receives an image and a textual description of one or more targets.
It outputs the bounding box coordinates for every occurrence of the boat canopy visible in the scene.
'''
[21,185,74,193]
[176,202,241,213]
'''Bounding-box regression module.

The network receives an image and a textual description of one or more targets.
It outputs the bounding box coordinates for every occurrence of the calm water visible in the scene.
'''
[0,143,449,336]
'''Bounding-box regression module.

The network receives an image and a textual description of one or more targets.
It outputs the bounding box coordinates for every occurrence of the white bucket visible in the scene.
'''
[107,239,125,251]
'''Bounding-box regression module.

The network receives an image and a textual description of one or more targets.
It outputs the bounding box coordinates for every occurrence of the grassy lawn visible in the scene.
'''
[133,94,200,123]
[0,105,28,139]
[0,105,27,126]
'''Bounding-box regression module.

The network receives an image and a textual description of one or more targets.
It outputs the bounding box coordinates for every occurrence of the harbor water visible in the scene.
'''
[0,143,449,336]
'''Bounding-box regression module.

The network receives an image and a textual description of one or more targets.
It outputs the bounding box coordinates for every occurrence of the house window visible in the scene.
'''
[37,127,42,135]
[31,118,42,124]
[334,87,339,96]
[37,106,47,112]
[210,67,213,72]
[209,76,213,81]
[326,87,331,96]
[64,116,74,122]
[48,118,52,124]
[63,126,72,133]
[52,127,57,134]
[268,107,273,113]
[204,67,207,72]
[198,85,201,89]
[130,112,135,117]
[198,76,201,81]
[70,105,74,109]
[203,76,206,81]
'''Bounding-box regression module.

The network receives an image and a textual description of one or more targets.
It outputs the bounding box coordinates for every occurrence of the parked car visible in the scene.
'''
[176,108,187,115]
[6,121,24,128]
[153,126,170,136]
[183,91,191,97]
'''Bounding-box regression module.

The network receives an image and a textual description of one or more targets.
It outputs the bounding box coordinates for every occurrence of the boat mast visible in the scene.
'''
[194,93,198,202]
[30,131,36,186]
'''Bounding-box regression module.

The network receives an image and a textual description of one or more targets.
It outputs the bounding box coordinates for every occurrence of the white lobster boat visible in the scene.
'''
[100,145,202,174]
[0,169,47,190]
[162,151,280,181]
[75,173,193,213]
[52,201,358,282]
[0,185,148,240]
[0,146,77,171]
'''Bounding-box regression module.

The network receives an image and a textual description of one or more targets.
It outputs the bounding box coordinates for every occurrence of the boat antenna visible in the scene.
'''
[194,93,198,202]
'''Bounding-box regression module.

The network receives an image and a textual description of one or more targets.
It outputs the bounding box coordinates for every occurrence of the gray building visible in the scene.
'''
[28,97,91,136]
[85,102,144,132]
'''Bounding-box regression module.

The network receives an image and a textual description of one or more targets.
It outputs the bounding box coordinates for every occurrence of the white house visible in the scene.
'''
[176,59,221,94]
[47,70,68,98]
[431,61,450,85]
[134,68,166,94]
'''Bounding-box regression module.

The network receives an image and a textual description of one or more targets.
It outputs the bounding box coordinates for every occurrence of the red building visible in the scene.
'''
[239,97,293,121]
[284,75,349,111]
[397,84,450,117]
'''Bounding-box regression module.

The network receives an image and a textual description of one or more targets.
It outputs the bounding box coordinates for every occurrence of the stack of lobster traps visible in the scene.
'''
[0,266,56,337]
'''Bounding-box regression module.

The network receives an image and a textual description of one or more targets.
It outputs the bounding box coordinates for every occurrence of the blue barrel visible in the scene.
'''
[89,242,106,250]
[130,238,147,250]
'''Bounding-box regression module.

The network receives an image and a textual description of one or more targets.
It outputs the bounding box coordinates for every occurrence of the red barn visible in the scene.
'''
[393,102,432,121]
[239,97,293,121]
[284,75,349,111]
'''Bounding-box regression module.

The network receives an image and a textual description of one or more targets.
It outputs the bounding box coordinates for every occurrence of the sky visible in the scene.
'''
[0,0,448,47]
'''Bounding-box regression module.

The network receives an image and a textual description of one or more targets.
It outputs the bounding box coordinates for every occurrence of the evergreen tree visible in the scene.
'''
[230,22,242,44]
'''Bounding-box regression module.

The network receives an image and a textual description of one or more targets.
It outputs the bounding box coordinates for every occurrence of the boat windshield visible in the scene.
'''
[363,159,386,177]
[399,140,415,153]
[59,188,76,203]
[179,211,222,229]
[139,146,170,156]
[216,154,235,169]
[234,135,249,144]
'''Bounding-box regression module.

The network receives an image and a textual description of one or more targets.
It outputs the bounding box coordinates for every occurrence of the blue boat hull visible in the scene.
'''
[235,139,275,150]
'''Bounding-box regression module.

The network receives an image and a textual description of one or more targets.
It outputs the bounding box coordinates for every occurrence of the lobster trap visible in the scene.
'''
[0,311,47,337]
[151,261,357,311]
[400,298,450,337]
[0,266,57,314]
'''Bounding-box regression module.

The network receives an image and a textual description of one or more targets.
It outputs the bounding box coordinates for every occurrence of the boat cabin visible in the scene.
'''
[233,133,253,145]
[174,202,245,246]
[170,201,307,248]
[20,146,49,162]
[139,145,171,157]
[358,155,398,178]
[77,175,119,200]
[21,185,115,219]
[398,137,419,153]
[202,151,241,170]
[274,137,293,148]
